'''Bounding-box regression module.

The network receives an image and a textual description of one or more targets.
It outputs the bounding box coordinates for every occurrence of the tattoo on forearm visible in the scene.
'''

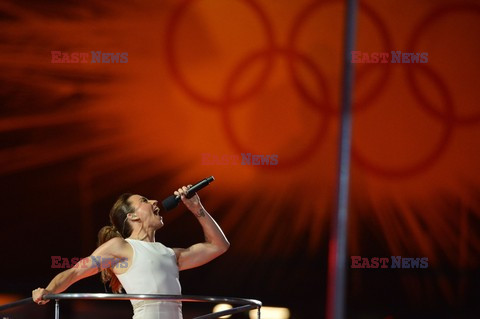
[195,208,206,218]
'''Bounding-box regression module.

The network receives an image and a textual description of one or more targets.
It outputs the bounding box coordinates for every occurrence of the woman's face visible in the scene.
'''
[128,194,164,230]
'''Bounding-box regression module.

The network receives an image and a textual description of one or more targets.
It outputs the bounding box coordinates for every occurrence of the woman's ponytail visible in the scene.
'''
[97,193,134,293]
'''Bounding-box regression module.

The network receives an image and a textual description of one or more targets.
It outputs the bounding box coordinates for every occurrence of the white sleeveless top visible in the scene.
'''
[117,239,182,319]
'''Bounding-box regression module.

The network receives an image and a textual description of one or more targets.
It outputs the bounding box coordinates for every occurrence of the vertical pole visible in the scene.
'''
[325,0,358,319]
[54,299,60,319]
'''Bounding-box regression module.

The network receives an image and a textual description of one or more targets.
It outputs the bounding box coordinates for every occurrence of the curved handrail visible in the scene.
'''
[0,297,33,312]
[0,293,262,319]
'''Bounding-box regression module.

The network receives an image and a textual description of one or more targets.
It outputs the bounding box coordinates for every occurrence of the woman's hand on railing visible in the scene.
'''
[32,288,51,305]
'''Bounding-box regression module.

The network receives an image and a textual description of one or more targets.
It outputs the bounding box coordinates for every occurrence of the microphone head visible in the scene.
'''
[161,195,180,211]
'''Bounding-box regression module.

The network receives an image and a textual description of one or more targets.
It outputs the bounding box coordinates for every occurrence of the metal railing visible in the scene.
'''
[0,293,262,319]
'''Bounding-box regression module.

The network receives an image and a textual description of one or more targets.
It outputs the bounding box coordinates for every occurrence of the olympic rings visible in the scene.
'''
[166,0,391,169]
[165,0,476,176]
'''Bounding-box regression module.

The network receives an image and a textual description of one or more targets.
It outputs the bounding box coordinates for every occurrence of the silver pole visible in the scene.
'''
[54,299,59,319]
[326,0,358,319]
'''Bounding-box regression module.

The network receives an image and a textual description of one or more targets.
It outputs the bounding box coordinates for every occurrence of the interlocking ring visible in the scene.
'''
[287,0,393,115]
[406,3,480,125]
[352,64,455,178]
[165,0,276,108]
[220,48,331,169]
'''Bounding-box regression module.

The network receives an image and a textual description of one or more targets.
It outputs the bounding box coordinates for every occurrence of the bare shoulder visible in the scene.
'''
[106,236,129,247]
[96,237,131,259]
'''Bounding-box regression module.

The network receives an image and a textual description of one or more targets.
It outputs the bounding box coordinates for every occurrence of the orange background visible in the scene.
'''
[0,0,479,318]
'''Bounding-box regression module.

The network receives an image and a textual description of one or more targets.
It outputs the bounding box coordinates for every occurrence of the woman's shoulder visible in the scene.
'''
[93,236,132,262]
[102,236,131,253]
[108,236,126,242]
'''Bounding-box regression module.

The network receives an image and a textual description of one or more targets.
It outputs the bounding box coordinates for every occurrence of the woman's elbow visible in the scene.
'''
[220,240,230,254]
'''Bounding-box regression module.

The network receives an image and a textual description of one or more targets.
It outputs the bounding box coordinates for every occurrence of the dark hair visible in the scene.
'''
[97,193,134,293]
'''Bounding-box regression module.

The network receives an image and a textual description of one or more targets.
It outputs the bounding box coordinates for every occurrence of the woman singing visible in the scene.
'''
[32,185,230,319]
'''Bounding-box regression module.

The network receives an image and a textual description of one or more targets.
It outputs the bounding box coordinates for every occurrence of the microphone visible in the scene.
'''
[161,176,215,211]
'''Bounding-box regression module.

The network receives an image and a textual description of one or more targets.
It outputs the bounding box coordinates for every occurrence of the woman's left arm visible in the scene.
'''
[173,186,230,271]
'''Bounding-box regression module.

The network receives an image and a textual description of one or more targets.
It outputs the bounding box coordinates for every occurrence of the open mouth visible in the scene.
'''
[153,206,160,216]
